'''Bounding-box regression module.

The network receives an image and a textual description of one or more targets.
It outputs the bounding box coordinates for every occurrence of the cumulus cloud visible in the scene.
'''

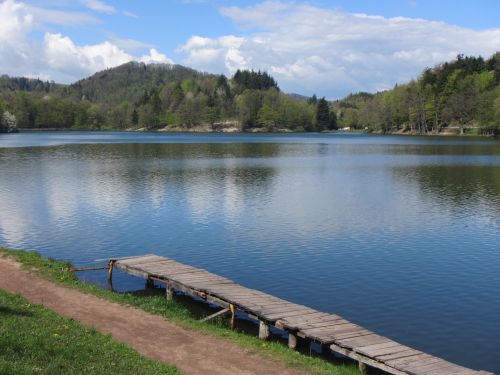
[180,1,500,98]
[140,48,174,64]
[44,33,132,77]
[0,0,173,82]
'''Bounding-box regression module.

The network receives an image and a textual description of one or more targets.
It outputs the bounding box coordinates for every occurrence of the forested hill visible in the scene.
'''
[334,53,500,135]
[0,62,336,132]
[2,53,499,134]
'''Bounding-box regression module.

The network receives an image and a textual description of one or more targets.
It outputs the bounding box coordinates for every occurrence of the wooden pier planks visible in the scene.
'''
[112,255,494,375]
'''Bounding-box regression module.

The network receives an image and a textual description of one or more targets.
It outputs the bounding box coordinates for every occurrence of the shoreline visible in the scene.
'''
[15,127,497,138]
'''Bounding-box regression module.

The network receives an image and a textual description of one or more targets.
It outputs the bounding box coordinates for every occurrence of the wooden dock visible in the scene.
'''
[108,254,494,375]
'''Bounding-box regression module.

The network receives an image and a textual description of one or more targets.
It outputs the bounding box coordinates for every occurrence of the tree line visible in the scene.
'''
[334,53,500,135]
[3,53,497,135]
[0,63,336,132]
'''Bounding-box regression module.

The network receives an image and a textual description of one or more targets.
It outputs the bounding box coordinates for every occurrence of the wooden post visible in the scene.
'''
[166,284,173,300]
[358,361,366,373]
[288,333,297,349]
[146,278,154,288]
[229,304,235,329]
[258,320,270,340]
[107,260,114,282]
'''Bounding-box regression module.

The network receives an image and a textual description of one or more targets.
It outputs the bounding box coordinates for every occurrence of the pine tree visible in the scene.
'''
[316,97,330,131]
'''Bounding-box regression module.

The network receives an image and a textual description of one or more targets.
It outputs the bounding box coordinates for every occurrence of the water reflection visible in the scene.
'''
[0,133,499,372]
[393,165,500,229]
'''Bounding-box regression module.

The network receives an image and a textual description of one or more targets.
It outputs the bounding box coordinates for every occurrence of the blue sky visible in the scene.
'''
[2,0,500,98]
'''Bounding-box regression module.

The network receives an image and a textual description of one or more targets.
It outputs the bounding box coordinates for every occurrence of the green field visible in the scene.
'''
[0,289,180,375]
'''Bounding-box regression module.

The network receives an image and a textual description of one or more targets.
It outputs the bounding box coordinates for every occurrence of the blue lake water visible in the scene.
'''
[0,131,499,372]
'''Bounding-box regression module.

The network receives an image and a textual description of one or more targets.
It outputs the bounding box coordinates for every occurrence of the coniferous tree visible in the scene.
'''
[316,97,330,131]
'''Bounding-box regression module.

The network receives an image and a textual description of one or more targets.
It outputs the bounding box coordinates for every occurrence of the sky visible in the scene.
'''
[1,0,500,99]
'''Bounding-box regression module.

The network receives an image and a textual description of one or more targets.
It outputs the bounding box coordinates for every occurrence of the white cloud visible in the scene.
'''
[179,35,247,73]
[81,0,115,14]
[179,1,500,98]
[44,32,132,76]
[26,4,98,26]
[0,0,173,82]
[122,10,138,18]
[139,48,174,64]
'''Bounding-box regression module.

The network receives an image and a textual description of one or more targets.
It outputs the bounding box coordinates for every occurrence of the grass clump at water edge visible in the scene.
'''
[0,248,361,375]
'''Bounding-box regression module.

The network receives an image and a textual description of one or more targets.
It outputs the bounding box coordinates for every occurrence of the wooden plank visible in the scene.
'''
[283,312,339,323]
[116,255,166,266]
[264,309,319,321]
[186,280,236,289]
[405,360,460,375]
[329,329,374,341]
[232,298,287,309]
[272,309,322,328]
[330,342,409,375]
[223,293,283,301]
[209,289,269,299]
[304,325,368,343]
[291,316,344,329]
[113,264,149,278]
[386,353,436,368]
[255,303,308,315]
[299,320,355,334]
[335,334,390,350]
[174,275,232,284]
[376,349,423,361]
[278,317,340,330]
[357,342,409,357]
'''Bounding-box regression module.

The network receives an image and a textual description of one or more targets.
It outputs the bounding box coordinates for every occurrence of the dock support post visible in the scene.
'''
[107,260,114,281]
[166,284,173,300]
[146,278,154,288]
[288,333,297,349]
[107,260,115,291]
[258,320,270,340]
[358,361,366,373]
[229,304,235,329]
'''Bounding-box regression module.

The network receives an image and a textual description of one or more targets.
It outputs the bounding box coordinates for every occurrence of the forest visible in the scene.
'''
[334,52,500,135]
[0,63,335,132]
[1,52,499,135]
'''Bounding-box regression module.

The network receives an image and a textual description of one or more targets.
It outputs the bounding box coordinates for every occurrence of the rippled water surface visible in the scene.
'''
[1,131,499,372]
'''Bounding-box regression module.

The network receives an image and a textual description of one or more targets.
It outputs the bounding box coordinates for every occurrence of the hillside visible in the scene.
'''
[0,62,335,132]
[334,53,500,135]
[2,53,499,135]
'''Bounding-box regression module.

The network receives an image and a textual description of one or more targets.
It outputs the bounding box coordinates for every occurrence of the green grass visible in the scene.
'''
[0,248,360,375]
[0,289,180,375]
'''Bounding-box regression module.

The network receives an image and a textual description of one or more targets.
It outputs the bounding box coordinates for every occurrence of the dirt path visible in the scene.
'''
[0,256,304,375]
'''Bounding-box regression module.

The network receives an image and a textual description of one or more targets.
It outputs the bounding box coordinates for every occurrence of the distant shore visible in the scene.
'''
[15,126,497,137]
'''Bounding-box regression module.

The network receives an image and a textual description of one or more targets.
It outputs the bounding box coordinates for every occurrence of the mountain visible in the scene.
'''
[0,62,329,132]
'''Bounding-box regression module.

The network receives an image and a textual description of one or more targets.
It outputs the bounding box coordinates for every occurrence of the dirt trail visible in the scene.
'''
[0,256,304,375]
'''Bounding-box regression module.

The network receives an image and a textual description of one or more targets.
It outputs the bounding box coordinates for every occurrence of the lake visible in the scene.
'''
[0,131,499,372]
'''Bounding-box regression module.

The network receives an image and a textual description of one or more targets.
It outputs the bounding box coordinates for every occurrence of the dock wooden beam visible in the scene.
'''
[200,308,230,323]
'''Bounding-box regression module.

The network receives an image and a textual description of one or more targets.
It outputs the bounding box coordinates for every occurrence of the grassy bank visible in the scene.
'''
[0,289,179,375]
[0,248,360,375]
